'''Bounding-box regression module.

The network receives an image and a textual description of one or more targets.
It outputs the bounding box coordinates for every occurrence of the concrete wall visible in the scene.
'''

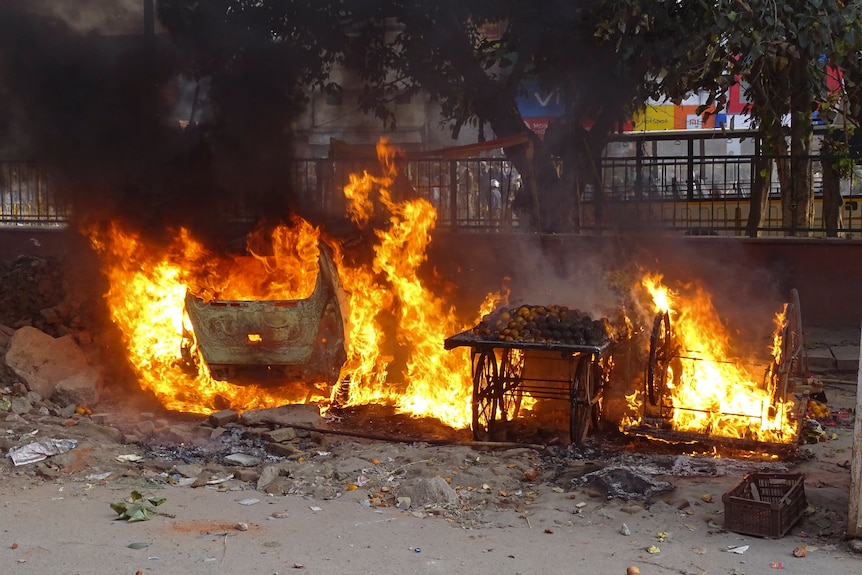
[3,228,861,328]
[426,233,862,329]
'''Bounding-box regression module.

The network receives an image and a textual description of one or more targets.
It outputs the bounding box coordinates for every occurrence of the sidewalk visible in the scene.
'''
[805,326,861,374]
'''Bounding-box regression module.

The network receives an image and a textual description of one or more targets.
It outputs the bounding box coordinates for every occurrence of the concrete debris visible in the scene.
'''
[52,366,103,408]
[5,326,91,399]
[397,476,460,508]
[208,409,239,427]
[241,403,322,427]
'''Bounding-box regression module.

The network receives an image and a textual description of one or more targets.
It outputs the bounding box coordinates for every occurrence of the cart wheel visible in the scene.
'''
[590,360,606,431]
[646,311,672,406]
[499,348,525,422]
[771,288,805,404]
[472,349,499,441]
[570,355,596,446]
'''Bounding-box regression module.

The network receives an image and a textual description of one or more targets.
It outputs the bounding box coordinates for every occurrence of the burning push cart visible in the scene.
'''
[445,305,628,445]
[632,288,810,451]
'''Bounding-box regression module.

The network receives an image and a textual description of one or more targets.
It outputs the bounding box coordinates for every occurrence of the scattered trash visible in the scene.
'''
[116,454,144,463]
[206,474,234,485]
[579,466,674,500]
[627,567,640,575]
[793,545,807,557]
[7,438,77,466]
[701,493,714,503]
[238,498,260,506]
[656,531,669,542]
[396,496,411,509]
[771,561,784,568]
[111,491,168,522]
[235,522,248,531]
[127,542,151,549]
[224,453,261,467]
[86,472,112,481]
[646,545,661,554]
[727,545,749,554]
[270,511,290,519]
[309,506,323,512]
[620,523,631,536]
[412,547,421,553]
[707,519,723,530]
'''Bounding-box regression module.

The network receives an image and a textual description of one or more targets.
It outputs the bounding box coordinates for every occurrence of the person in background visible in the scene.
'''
[490,178,502,223]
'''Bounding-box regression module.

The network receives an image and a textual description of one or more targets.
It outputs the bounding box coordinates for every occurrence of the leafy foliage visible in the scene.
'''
[110,490,167,522]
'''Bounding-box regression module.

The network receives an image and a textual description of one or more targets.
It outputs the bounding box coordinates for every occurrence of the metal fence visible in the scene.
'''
[0,162,70,226]
[5,143,862,236]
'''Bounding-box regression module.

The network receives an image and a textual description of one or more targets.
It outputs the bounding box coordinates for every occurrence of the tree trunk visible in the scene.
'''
[746,155,771,237]
[783,59,814,236]
[821,155,844,237]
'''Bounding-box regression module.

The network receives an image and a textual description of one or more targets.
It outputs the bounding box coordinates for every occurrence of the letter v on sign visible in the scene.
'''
[534,91,553,107]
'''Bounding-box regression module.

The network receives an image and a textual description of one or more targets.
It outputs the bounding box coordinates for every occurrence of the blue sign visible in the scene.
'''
[516,81,565,118]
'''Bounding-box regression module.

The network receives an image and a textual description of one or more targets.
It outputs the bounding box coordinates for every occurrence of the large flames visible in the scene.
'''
[624,274,799,444]
[87,139,472,428]
[85,140,799,445]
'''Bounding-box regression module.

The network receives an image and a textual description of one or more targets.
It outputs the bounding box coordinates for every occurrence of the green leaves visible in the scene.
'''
[110,491,167,523]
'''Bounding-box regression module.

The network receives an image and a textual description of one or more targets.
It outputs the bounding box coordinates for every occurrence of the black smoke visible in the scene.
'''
[0,2,305,247]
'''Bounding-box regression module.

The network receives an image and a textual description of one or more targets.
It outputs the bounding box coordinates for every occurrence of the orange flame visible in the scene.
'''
[87,139,473,428]
[628,273,798,443]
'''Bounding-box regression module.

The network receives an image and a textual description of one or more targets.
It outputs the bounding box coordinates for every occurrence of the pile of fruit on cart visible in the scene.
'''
[471,304,617,346]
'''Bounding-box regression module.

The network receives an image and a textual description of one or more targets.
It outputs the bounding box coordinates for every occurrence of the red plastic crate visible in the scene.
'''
[722,473,807,538]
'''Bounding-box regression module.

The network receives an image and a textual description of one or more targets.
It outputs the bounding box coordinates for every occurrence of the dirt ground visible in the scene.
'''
[1,255,861,575]
[0,374,859,575]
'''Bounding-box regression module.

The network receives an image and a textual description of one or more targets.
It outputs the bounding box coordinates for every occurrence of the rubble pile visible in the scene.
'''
[0,255,76,336]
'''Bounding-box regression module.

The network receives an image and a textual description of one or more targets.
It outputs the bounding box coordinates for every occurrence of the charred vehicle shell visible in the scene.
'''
[181,244,349,386]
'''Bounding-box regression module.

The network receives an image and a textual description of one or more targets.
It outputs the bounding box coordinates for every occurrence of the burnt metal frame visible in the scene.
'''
[638,292,807,446]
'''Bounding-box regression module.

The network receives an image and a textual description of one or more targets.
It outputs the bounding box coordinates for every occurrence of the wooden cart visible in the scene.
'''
[444,332,616,445]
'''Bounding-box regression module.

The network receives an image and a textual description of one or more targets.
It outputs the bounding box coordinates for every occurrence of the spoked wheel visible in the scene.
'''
[472,349,499,441]
[499,348,525,423]
[570,355,598,446]
[646,311,673,406]
[771,288,806,404]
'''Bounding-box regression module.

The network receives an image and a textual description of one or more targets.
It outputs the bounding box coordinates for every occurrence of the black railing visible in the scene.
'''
[0,162,70,226]
[4,151,861,236]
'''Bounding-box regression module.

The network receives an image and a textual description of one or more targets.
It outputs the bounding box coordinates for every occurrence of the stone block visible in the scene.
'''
[208,409,239,427]
[52,366,103,408]
[241,404,321,427]
[832,345,860,372]
[806,347,835,371]
[5,326,90,399]
[262,427,297,443]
